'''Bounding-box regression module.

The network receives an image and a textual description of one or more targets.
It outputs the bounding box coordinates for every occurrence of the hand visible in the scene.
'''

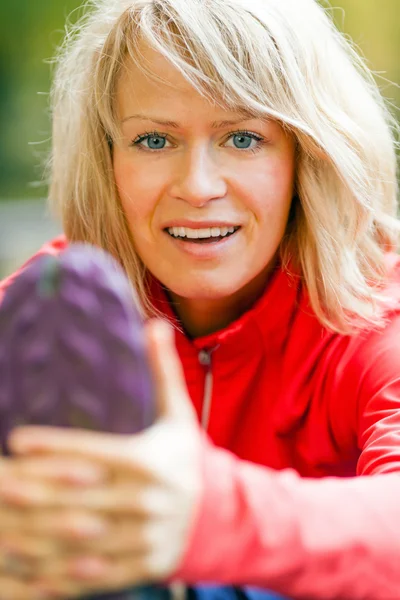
[0,320,204,598]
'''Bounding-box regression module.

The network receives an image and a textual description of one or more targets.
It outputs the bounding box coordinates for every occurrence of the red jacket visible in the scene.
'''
[2,237,400,599]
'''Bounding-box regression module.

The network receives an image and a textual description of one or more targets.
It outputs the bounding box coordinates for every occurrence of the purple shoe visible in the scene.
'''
[0,244,169,600]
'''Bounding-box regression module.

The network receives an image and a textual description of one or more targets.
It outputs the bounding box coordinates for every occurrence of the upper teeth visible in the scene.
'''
[167,226,237,239]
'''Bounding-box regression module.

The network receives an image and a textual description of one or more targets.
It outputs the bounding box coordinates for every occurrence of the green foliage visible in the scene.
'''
[0,0,398,200]
[330,0,400,114]
[0,0,81,199]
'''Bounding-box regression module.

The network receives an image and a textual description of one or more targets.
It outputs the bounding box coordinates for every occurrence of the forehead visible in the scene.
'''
[115,43,254,123]
[117,43,196,98]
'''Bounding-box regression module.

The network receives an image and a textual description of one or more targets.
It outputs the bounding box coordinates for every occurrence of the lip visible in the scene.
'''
[163,226,241,259]
[162,219,241,230]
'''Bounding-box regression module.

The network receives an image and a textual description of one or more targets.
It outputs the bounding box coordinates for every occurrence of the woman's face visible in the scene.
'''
[113,45,296,305]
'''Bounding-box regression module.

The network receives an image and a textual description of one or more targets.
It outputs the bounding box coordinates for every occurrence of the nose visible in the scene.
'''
[169,145,227,207]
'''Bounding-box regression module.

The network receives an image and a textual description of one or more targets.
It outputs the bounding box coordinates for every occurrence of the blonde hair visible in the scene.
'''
[48,0,400,333]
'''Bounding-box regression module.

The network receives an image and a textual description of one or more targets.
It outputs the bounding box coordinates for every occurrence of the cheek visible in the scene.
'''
[113,155,162,228]
[245,159,295,225]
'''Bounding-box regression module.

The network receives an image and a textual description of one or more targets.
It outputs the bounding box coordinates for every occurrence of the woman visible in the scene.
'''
[0,0,400,598]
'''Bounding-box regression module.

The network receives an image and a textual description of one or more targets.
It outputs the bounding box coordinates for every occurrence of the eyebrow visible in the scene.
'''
[120,114,260,128]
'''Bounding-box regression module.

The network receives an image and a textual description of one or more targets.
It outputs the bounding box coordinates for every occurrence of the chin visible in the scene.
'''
[166,276,247,301]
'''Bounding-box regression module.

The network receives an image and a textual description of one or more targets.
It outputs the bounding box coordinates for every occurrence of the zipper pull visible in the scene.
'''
[198,349,212,367]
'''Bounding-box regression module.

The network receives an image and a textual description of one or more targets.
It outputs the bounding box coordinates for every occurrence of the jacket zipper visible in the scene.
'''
[198,347,218,431]
[169,349,217,600]
[168,350,214,600]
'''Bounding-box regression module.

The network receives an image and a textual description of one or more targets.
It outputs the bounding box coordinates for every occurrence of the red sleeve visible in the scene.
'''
[171,319,400,599]
[171,439,400,599]
[0,236,67,303]
[357,314,400,476]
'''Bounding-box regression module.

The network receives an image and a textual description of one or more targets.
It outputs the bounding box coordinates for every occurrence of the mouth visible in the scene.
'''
[164,225,241,244]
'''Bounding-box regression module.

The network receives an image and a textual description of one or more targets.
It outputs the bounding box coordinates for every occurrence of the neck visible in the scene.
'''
[167,262,276,338]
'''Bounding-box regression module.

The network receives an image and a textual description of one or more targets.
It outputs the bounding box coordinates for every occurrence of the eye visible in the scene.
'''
[131,132,170,151]
[224,131,264,151]
[145,135,167,150]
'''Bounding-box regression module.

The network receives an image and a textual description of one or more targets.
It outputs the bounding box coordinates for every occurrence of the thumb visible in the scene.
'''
[145,319,194,422]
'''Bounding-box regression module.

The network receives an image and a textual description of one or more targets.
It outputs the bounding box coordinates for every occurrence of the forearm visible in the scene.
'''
[171,438,400,599]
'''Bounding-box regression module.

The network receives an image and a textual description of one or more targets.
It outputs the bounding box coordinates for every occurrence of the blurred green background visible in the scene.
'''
[0,0,399,275]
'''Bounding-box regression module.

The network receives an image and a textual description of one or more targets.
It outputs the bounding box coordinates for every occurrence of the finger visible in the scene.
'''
[8,427,138,470]
[0,478,155,514]
[65,551,169,592]
[0,505,106,535]
[1,516,153,563]
[35,553,109,584]
[0,576,52,600]
[0,477,64,508]
[0,515,109,561]
[0,533,59,560]
[145,319,194,421]
[2,456,107,486]
[30,578,84,599]
[0,550,36,580]
[29,509,109,541]
[66,518,150,555]
[37,553,149,595]
[0,505,27,530]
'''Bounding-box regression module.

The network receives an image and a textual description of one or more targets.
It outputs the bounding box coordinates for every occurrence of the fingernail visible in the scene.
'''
[77,517,108,537]
[33,589,62,600]
[70,556,107,579]
[67,465,106,485]
[64,515,108,539]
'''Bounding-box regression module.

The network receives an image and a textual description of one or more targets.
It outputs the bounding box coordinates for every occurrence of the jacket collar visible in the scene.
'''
[148,262,304,356]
